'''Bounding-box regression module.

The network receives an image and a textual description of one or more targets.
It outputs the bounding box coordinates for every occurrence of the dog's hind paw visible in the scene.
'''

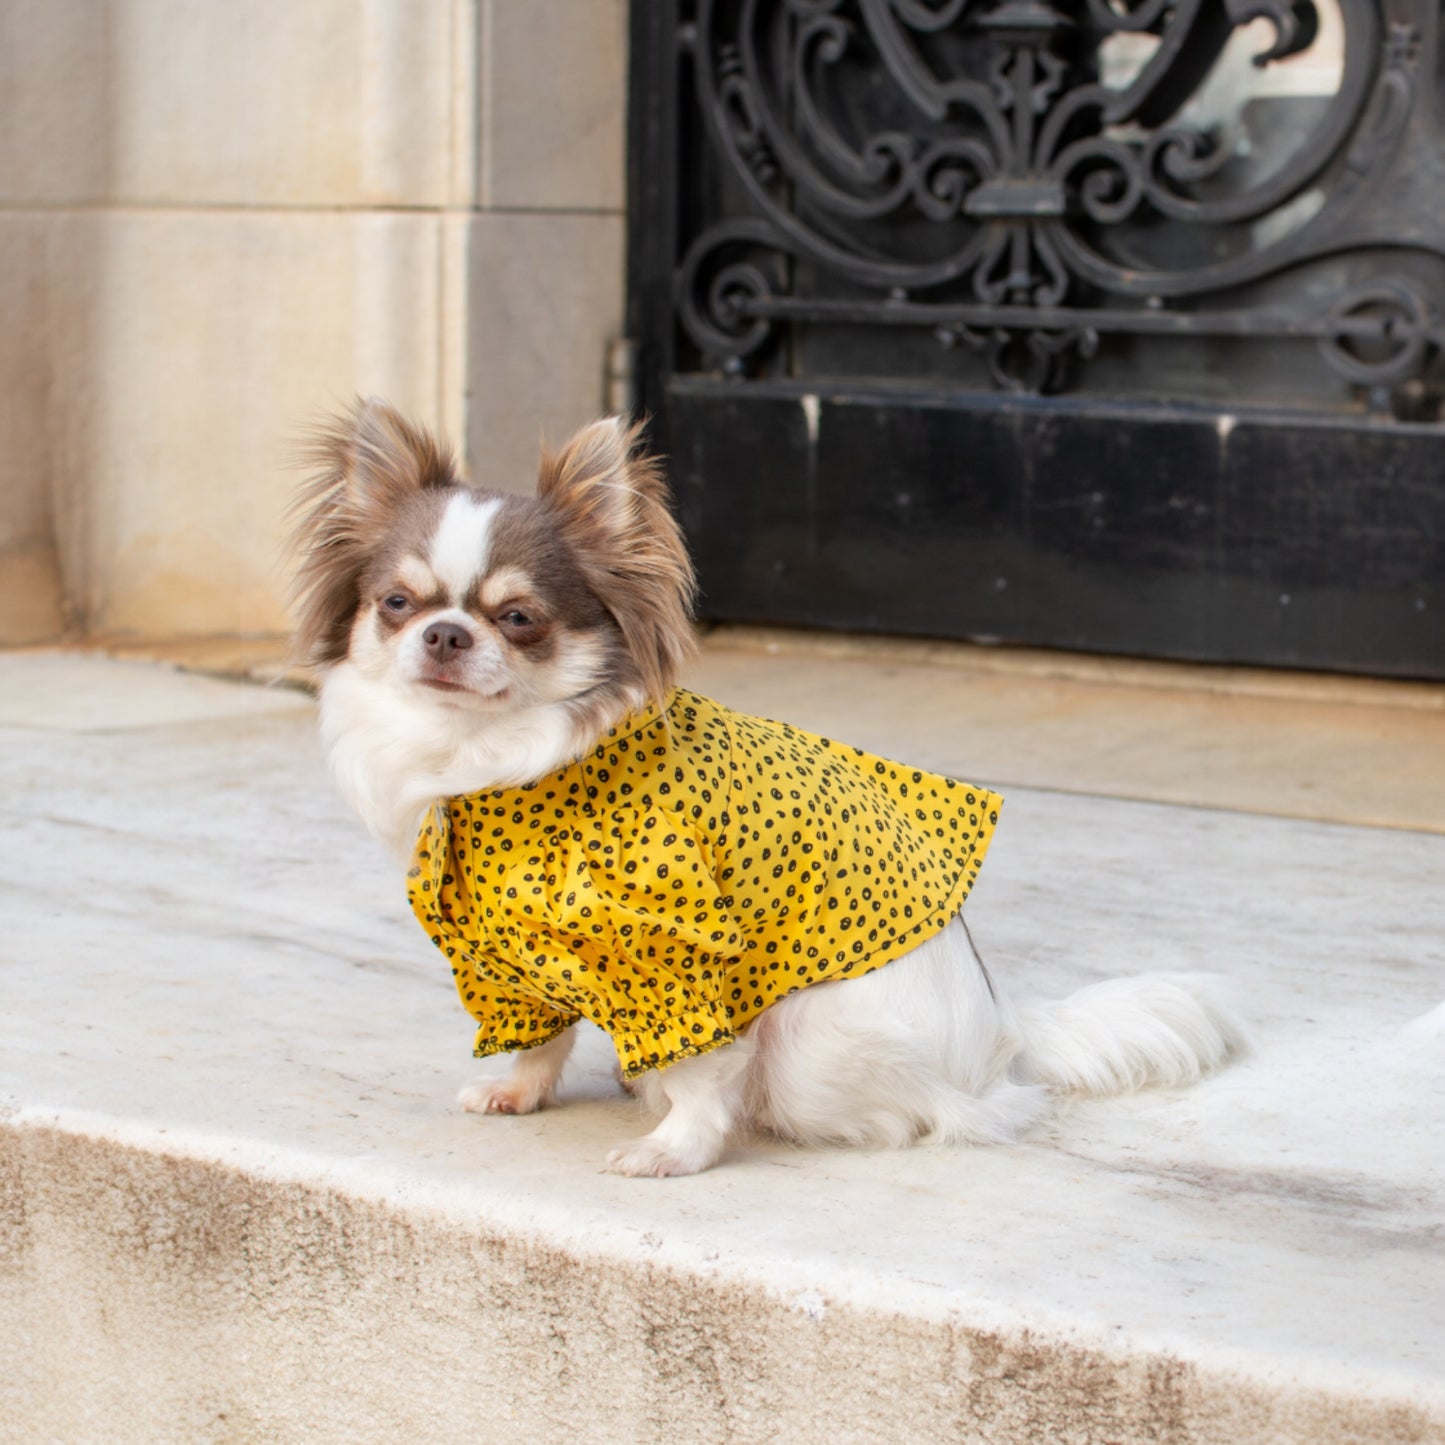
[605,1134,717,1178]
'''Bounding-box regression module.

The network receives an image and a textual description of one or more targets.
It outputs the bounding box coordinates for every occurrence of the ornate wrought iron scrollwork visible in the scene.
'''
[675,0,1445,401]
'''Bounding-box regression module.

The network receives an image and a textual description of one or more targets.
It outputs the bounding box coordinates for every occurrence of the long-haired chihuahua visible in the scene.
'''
[288,400,1243,1177]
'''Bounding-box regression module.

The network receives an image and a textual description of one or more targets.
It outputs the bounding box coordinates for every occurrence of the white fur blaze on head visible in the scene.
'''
[429,493,504,600]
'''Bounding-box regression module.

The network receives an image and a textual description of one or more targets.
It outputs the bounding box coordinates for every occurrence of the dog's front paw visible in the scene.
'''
[605,1135,716,1178]
[458,1079,551,1116]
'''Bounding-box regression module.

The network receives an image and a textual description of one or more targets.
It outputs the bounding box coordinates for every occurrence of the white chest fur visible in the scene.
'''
[318,662,608,860]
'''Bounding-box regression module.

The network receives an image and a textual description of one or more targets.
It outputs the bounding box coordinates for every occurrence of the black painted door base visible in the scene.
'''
[665,380,1443,677]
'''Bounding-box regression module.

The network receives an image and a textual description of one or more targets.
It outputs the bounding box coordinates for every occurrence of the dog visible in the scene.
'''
[288,399,1244,1176]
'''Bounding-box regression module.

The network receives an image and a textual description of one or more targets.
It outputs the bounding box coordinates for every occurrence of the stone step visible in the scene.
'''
[2,648,1443,1443]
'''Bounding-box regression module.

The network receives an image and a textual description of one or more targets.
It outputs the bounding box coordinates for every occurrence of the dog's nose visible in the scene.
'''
[423,621,474,659]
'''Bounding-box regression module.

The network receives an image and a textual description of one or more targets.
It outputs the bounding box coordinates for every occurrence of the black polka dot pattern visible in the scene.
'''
[407,690,1003,1078]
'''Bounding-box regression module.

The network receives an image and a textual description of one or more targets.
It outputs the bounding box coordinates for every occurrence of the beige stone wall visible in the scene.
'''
[0,0,626,643]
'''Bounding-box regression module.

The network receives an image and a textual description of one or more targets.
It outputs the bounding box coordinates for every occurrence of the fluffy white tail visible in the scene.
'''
[1016,973,1247,1096]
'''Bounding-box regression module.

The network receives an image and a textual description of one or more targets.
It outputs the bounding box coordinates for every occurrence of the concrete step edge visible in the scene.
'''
[5,1112,1441,1445]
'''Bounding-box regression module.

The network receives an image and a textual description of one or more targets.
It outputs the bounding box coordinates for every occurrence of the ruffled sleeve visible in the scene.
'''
[459,804,745,1076]
[408,806,580,1057]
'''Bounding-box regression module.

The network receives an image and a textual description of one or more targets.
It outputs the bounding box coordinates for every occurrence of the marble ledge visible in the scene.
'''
[1,653,1442,1442]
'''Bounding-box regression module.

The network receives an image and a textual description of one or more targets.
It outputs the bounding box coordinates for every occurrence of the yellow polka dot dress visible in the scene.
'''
[408,690,1003,1078]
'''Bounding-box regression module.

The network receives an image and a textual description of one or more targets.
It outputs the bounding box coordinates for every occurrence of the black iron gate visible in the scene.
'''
[627,0,1445,677]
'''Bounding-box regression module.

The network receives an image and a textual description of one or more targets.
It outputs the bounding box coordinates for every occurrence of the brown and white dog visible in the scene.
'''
[288,399,1244,1176]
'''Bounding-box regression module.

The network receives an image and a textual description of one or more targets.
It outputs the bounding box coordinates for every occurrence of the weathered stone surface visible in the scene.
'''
[1,653,1442,1441]
[482,0,627,211]
[464,212,625,493]
[0,0,459,207]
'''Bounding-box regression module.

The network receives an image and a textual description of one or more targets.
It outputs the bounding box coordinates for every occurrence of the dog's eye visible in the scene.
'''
[500,609,532,628]
[382,594,410,613]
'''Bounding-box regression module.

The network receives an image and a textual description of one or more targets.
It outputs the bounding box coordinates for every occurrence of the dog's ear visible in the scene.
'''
[287,399,457,669]
[538,417,697,705]
[322,397,454,511]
